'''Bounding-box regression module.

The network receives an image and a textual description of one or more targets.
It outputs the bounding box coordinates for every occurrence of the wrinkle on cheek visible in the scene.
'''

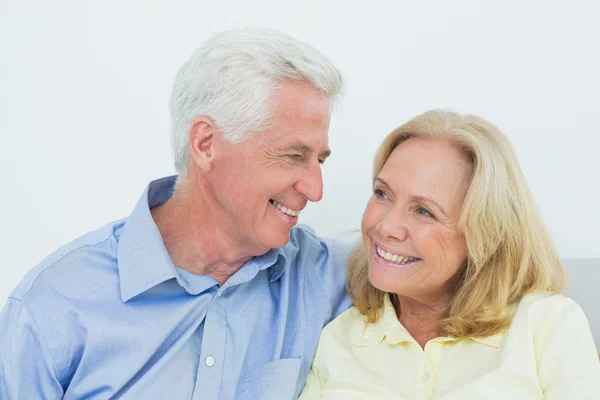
[259,149,288,169]
[435,227,466,279]
[261,159,284,169]
[436,234,451,278]
[418,225,453,279]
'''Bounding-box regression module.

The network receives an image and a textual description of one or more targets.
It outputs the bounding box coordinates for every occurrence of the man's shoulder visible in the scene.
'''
[10,218,126,302]
[283,224,354,263]
[279,225,353,317]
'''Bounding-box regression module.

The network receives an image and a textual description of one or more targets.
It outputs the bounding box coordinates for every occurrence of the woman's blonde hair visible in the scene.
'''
[348,109,566,338]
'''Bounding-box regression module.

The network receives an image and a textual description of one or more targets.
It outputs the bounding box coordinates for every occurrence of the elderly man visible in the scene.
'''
[0,29,351,399]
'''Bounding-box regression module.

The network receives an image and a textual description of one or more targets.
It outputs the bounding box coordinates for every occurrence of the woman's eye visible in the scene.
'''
[416,207,433,217]
[373,188,387,198]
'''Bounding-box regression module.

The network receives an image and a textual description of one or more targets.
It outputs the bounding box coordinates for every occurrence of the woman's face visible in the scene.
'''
[362,138,472,301]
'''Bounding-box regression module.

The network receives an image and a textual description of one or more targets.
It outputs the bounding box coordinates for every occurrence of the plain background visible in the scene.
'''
[1,0,599,304]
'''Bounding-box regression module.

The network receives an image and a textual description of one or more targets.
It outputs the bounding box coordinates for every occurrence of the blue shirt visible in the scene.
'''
[0,176,352,400]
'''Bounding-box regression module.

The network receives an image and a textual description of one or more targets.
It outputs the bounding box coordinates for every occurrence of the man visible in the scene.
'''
[0,28,351,399]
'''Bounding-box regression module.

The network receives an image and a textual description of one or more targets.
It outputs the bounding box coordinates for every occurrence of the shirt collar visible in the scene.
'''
[356,294,413,346]
[219,247,285,290]
[117,176,180,302]
[268,249,287,282]
[356,294,503,348]
[470,332,504,347]
[117,175,289,302]
[221,230,292,289]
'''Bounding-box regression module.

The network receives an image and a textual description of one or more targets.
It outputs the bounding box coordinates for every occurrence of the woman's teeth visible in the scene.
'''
[270,200,300,217]
[376,246,419,265]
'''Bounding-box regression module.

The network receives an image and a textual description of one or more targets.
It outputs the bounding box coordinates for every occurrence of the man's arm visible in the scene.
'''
[0,298,64,399]
[317,237,354,319]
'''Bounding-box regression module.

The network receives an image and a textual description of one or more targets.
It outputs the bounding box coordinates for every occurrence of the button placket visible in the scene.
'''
[416,345,435,400]
[193,295,228,400]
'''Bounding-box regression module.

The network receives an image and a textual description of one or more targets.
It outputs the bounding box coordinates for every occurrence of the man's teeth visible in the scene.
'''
[376,246,419,265]
[271,200,300,217]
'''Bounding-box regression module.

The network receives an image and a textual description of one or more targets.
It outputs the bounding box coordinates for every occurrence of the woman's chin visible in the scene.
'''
[368,267,401,293]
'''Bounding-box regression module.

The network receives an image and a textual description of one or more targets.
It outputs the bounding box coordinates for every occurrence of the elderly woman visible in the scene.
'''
[299,110,600,399]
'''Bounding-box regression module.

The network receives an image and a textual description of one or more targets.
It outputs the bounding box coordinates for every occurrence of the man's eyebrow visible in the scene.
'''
[285,142,331,159]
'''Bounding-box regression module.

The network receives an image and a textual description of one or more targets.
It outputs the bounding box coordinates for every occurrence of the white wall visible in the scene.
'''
[1,0,599,302]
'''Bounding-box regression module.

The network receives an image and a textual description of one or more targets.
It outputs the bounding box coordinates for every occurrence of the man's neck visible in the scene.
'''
[150,179,263,286]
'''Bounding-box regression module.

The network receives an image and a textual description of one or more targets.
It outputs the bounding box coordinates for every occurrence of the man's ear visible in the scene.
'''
[189,116,218,172]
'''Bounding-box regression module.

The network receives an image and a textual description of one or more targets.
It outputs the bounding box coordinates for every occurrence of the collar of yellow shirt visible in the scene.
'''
[355,294,503,348]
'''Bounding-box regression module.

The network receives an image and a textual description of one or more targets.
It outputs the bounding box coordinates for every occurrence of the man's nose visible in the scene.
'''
[294,162,324,202]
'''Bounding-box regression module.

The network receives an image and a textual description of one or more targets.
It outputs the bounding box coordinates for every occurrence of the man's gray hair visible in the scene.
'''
[169,28,345,175]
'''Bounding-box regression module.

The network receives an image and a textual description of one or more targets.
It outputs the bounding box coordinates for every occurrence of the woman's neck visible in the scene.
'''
[394,293,452,349]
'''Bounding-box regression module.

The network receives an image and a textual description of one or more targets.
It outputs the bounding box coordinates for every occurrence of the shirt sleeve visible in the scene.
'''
[316,237,354,319]
[536,299,600,399]
[0,297,64,399]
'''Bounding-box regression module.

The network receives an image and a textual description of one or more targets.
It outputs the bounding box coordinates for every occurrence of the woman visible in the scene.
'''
[299,110,600,399]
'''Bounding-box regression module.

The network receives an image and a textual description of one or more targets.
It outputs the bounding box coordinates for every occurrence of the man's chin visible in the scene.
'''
[263,229,293,250]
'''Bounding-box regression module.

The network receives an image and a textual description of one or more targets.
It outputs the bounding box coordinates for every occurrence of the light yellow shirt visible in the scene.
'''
[299,292,600,399]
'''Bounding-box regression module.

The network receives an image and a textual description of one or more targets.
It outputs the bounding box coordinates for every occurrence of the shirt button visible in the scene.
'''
[421,372,431,382]
[205,356,215,367]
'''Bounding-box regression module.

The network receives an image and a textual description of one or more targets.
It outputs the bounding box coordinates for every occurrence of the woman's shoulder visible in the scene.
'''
[516,291,578,314]
[512,291,600,391]
[319,305,367,345]
[513,291,587,333]
[323,305,366,331]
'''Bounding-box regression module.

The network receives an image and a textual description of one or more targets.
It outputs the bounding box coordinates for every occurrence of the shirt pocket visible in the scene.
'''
[240,358,303,400]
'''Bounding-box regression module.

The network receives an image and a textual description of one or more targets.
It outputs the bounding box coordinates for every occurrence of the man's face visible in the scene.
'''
[207,82,331,253]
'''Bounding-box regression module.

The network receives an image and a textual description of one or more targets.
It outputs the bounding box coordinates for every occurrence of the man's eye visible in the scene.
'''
[286,154,303,162]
